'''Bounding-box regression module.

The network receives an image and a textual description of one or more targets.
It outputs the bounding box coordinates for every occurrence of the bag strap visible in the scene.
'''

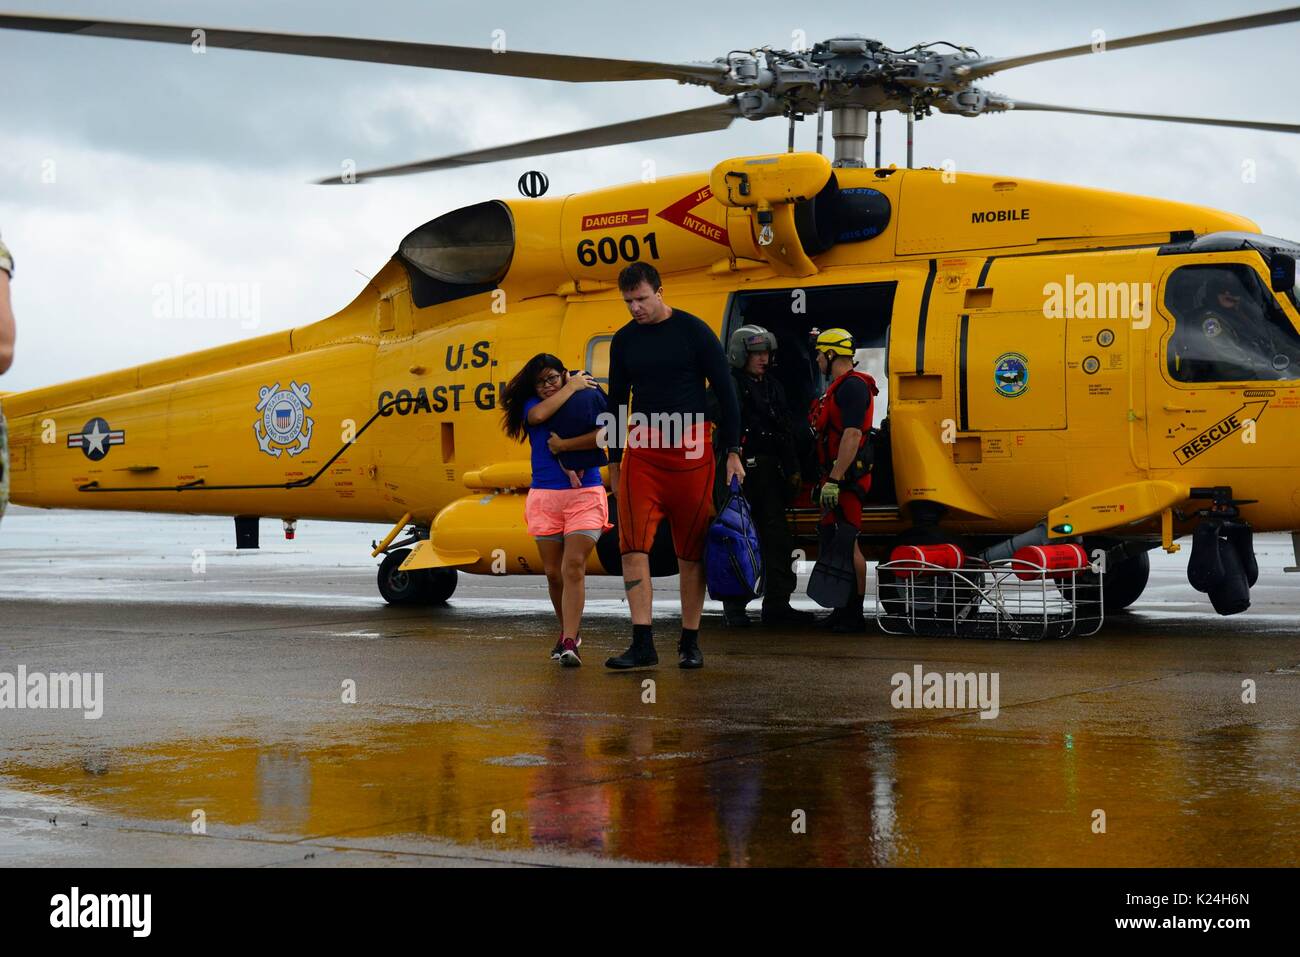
[726,474,754,524]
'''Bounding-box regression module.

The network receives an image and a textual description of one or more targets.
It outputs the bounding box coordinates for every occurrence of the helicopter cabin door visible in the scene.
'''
[959,309,1067,431]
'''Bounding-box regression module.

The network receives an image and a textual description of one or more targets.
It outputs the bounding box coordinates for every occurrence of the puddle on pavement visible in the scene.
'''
[2,716,1297,866]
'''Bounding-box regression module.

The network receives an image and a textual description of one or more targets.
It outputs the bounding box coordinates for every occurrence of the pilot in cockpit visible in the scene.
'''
[1170,268,1296,382]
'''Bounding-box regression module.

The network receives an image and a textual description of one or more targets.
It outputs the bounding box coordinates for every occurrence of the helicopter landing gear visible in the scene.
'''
[1100,550,1150,613]
[1063,545,1150,614]
[372,516,456,606]
[377,548,421,604]
[377,548,458,606]
[423,566,458,605]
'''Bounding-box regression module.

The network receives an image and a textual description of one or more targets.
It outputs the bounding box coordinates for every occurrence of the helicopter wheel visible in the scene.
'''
[422,567,458,605]
[1099,549,1150,612]
[378,548,428,605]
[1058,547,1149,614]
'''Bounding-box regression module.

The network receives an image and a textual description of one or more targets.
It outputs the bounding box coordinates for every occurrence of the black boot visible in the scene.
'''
[722,600,751,628]
[817,605,847,629]
[831,591,867,633]
[605,626,658,669]
[761,597,817,626]
[677,629,704,669]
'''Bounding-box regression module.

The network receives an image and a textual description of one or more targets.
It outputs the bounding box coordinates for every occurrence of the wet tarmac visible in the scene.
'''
[1,507,1298,867]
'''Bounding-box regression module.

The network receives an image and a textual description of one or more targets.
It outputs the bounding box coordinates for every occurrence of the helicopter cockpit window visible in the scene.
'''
[1165,263,1300,383]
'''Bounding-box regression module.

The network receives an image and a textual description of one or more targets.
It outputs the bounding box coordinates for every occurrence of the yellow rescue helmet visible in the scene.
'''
[814,327,855,357]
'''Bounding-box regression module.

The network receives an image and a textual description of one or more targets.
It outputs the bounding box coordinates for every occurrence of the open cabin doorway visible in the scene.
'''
[722,280,898,511]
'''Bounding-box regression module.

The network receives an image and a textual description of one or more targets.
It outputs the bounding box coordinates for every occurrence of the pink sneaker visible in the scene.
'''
[550,634,581,660]
[559,636,582,667]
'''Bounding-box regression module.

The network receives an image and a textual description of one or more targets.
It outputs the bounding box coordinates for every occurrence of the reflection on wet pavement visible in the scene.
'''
[2,509,1298,866]
[5,710,1298,866]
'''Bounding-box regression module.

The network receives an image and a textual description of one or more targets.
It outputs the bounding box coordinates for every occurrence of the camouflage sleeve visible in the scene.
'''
[0,237,12,277]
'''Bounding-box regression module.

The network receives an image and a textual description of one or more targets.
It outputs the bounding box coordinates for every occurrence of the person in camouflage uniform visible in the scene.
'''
[0,233,15,526]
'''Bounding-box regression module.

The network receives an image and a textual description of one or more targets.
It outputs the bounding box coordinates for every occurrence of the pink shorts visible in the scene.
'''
[525,486,613,541]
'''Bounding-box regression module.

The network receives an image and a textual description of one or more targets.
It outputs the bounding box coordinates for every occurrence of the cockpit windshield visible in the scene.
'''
[1165,263,1300,383]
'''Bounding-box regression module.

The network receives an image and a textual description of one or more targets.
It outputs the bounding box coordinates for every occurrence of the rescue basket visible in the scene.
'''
[875,550,1104,640]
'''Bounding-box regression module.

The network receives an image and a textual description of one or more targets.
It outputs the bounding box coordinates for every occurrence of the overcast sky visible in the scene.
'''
[1,0,1297,393]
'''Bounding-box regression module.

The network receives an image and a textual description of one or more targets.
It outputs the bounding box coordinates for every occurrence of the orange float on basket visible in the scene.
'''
[889,543,966,578]
[1012,543,1089,581]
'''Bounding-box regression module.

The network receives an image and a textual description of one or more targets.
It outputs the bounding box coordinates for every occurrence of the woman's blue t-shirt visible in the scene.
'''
[524,397,602,490]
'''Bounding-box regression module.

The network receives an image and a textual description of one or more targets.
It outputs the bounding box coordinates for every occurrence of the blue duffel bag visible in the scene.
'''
[705,476,765,602]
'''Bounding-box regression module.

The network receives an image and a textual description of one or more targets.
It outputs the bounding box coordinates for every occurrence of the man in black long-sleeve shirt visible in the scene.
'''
[604,262,743,670]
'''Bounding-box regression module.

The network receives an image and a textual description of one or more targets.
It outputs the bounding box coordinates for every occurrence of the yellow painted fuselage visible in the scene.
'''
[5,155,1298,574]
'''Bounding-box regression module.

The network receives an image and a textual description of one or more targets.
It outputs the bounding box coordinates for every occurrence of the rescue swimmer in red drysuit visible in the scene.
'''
[808,327,878,632]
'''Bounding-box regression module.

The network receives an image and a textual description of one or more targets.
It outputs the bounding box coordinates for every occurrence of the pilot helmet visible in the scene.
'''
[728,324,778,369]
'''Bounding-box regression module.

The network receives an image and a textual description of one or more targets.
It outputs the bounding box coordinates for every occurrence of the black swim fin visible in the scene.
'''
[807,521,858,609]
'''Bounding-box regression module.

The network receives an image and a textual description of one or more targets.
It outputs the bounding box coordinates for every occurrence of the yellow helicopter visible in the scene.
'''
[3,8,1300,620]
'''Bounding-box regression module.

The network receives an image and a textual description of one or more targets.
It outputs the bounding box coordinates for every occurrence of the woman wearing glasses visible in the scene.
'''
[500,354,611,666]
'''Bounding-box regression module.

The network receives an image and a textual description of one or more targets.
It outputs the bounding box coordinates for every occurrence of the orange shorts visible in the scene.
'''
[525,485,613,539]
[617,427,715,561]
[819,476,872,530]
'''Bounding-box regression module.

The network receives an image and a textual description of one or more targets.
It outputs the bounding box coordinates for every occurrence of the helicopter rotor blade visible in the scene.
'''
[0,12,727,84]
[965,6,1300,79]
[315,102,742,183]
[1005,100,1300,135]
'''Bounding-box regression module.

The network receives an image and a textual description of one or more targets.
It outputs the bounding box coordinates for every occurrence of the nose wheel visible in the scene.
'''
[377,548,458,605]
